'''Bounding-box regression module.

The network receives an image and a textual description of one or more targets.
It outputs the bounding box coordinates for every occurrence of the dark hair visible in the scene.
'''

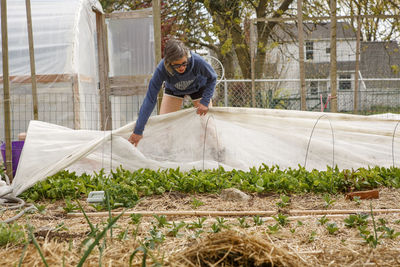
[163,39,189,65]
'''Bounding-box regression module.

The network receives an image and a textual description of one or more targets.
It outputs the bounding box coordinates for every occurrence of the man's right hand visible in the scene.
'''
[128,133,143,146]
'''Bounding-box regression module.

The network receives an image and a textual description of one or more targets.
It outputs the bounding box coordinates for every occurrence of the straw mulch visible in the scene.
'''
[167,230,309,267]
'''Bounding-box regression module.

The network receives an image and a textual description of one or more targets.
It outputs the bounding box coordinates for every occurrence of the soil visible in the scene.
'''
[1,187,400,266]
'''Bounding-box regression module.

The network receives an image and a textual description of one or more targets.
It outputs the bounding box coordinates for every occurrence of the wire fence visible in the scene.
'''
[1,78,400,140]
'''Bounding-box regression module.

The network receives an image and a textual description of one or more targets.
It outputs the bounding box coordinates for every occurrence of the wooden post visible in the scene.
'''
[297,0,306,111]
[353,15,361,114]
[72,74,81,129]
[250,21,256,108]
[153,0,162,114]
[25,0,38,120]
[96,11,112,130]
[1,0,13,180]
[329,0,338,112]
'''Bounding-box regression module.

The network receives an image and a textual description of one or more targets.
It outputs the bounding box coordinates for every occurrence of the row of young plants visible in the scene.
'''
[21,164,400,208]
[2,196,399,267]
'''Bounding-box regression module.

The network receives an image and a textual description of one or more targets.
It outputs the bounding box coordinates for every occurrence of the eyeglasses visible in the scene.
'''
[171,61,187,69]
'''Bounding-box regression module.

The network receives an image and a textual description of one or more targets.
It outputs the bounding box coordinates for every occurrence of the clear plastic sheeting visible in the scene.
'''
[0,0,102,139]
[11,107,400,196]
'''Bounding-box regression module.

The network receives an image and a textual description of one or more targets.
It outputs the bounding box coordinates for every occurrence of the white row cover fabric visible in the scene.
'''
[1,0,100,76]
[11,107,400,196]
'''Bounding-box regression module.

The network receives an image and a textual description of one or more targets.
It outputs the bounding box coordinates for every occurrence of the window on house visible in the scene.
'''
[326,47,330,54]
[306,41,314,60]
[339,74,352,90]
[309,81,318,95]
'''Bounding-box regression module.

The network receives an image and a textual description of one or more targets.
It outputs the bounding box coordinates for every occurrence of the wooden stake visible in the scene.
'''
[67,208,400,218]
[1,0,13,180]
[25,0,39,120]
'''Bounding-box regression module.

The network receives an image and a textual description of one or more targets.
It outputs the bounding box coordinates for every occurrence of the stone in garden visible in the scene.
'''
[220,188,250,201]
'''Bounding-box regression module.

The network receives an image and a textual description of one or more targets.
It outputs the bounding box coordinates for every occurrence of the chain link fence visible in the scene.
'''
[1,77,400,140]
[214,79,400,114]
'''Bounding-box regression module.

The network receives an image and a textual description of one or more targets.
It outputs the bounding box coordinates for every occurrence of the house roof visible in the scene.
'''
[305,41,400,81]
[274,22,356,41]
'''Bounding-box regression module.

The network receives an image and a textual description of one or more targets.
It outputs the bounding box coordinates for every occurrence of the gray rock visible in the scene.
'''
[220,188,250,201]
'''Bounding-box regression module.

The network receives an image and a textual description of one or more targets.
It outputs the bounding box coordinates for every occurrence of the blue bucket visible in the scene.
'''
[1,140,25,177]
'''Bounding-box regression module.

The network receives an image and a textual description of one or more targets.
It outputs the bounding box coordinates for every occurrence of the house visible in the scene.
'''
[266,22,400,111]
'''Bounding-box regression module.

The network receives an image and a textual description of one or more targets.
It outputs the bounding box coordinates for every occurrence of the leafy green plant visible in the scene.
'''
[129,213,142,225]
[276,194,290,208]
[358,225,379,248]
[267,224,280,234]
[253,215,264,226]
[317,215,329,225]
[145,227,165,249]
[211,223,221,233]
[379,225,400,239]
[33,203,46,213]
[167,221,186,237]
[63,198,79,213]
[326,222,339,235]
[344,214,369,228]
[272,213,289,227]
[353,196,362,205]
[323,194,336,208]
[191,197,204,209]
[20,165,400,208]
[153,215,171,228]
[117,229,129,241]
[358,204,380,248]
[0,223,26,247]
[187,217,207,230]
[237,217,250,228]
[308,231,317,242]
[216,217,229,229]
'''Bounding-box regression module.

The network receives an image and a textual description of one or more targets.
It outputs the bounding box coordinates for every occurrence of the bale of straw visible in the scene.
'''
[167,230,309,267]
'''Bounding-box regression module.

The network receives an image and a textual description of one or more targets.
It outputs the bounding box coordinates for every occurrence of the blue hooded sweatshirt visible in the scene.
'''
[133,52,217,135]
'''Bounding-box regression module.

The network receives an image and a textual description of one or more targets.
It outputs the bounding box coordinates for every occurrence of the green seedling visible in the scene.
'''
[253,215,264,226]
[272,213,289,227]
[237,217,250,228]
[55,222,68,232]
[129,214,142,225]
[191,197,204,209]
[211,222,221,233]
[318,215,329,225]
[344,214,369,228]
[308,231,317,243]
[323,194,336,208]
[187,217,207,230]
[276,195,290,208]
[267,224,280,234]
[63,199,79,213]
[216,217,229,229]
[145,227,165,249]
[167,221,186,237]
[353,196,362,205]
[379,225,400,239]
[153,215,171,228]
[0,223,26,247]
[33,204,46,213]
[326,222,339,235]
[117,229,129,241]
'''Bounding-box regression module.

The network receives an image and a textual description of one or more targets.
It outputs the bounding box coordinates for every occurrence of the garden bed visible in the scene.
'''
[1,187,400,266]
